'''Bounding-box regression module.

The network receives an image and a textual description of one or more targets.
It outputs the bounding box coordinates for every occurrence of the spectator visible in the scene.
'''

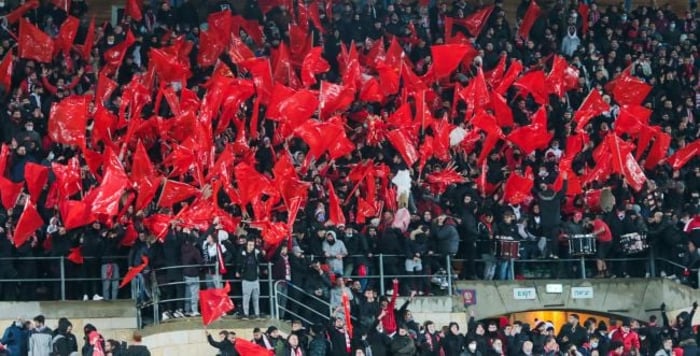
[51,317,78,356]
[124,331,150,356]
[235,239,262,320]
[181,233,203,317]
[322,231,348,276]
[1,319,27,356]
[206,330,237,356]
[28,315,52,356]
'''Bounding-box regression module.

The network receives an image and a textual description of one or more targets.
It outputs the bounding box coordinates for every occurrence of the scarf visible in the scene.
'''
[215,241,227,274]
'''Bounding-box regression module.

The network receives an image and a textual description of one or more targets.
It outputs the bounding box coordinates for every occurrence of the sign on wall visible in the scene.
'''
[459,289,477,306]
[513,288,537,300]
[571,287,594,299]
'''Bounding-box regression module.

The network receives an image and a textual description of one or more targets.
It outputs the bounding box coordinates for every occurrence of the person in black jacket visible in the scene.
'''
[51,317,78,356]
[124,331,150,356]
[441,322,465,356]
[82,222,105,300]
[556,314,588,350]
[101,226,124,301]
[328,317,352,356]
[206,330,238,356]
[180,234,203,316]
[456,194,480,280]
[161,223,183,317]
[605,207,636,278]
[535,172,568,259]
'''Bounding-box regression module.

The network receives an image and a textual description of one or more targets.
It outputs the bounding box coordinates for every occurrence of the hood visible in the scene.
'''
[57,317,72,334]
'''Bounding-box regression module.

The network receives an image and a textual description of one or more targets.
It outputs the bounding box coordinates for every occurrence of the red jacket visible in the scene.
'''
[611,329,640,354]
[380,280,399,334]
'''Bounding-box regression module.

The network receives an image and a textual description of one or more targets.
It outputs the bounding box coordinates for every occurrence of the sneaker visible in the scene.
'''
[161,312,172,321]
[92,294,104,301]
[660,271,667,278]
[645,273,651,278]
[240,315,249,321]
[83,294,89,301]
[666,274,677,280]
[173,309,185,318]
[190,311,200,317]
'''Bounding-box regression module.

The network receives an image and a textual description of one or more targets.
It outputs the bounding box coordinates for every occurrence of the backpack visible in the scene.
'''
[51,334,65,356]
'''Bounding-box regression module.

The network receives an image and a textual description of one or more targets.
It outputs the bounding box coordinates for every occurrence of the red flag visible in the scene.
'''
[459,67,490,118]
[67,247,83,264]
[49,95,88,148]
[13,200,44,248]
[83,155,129,217]
[199,282,235,326]
[573,89,609,132]
[425,167,466,195]
[507,107,553,154]
[518,1,541,40]
[142,214,171,241]
[546,55,569,97]
[24,162,48,203]
[490,91,514,128]
[59,200,95,230]
[644,131,671,170]
[101,30,135,77]
[158,180,199,208]
[0,144,9,176]
[120,223,138,247]
[131,141,155,182]
[0,176,23,210]
[125,0,143,21]
[578,3,589,36]
[342,291,353,338]
[18,18,55,63]
[495,60,523,95]
[319,81,355,120]
[5,0,39,24]
[622,152,647,191]
[150,47,192,83]
[667,141,700,170]
[235,339,274,356]
[472,111,503,138]
[78,16,95,60]
[197,29,224,68]
[503,168,535,205]
[301,47,330,87]
[233,162,272,207]
[513,70,548,104]
[52,158,82,197]
[327,180,346,226]
[387,129,418,167]
[119,256,149,288]
[462,5,494,38]
[614,105,651,136]
[250,220,289,250]
[611,72,651,106]
[239,57,273,105]
[55,16,79,55]
[0,52,12,91]
[429,44,472,80]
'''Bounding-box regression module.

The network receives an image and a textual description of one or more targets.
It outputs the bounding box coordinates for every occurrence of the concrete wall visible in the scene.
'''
[451,278,699,322]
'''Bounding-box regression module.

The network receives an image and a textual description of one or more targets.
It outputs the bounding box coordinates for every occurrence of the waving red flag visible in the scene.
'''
[546,55,569,97]
[131,141,155,182]
[150,47,192,83]
[197,29,225,68]
[490,91,514,128]
[84,157,129,217]
[55,16,79,55]
[251,220,289,250]
[578,3,589,36]
[429,44,472,80]
[0,52,12,91]
[235,338,274,356]
[387,129,418,167]
[158,180,199,208]
[59,200,95,230]
[622,152,647,191]
[425,167,466,195]
[319,81,355,120]
[13,200,44,248]
[644,131,671,170]
[573,89,609,131]
[5,0,39,24]
[24,162,48,203]
[234,162,272,207]
[0,144,9,176]
[495,60,523,95]
[67,247,84,264]
[507,108,553,154]
[119,256,149,288]
[518,0,541,40]
[101,30,135,77]
[463,5,494,38]
[199,282,235,326]
[239,57,273,104]
[327,181,346,226]
[125,0,143,21]
[667,141,700,170]
[342,291,354,337]
[0,176,23,210]
[459,67,490,118]
[78,16,95,60]
[614,105,651,136]
[51,158,82,198]
[49,95,88,148]
[503,168,535,205]
[611,72,651,106]
[301,47,330,87]
[513,70,548,104]
[18,18,55,63]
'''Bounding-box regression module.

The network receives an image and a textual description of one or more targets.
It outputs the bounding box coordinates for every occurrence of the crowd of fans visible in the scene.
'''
[0,316,150,356]
[0,0,698,347]
[202,301,700,356]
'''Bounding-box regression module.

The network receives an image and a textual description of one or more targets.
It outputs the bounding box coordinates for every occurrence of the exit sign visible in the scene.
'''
[513,288,537,300]
[571,287,594,299]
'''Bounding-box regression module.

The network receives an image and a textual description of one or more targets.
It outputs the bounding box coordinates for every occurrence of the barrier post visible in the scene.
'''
[649,249,656,278]
[59,257,66,301]
[446,255,454,295]
[379,254,385,296]
[580,257,586,279]
[267,263,274,318]
[509,258,515,281]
